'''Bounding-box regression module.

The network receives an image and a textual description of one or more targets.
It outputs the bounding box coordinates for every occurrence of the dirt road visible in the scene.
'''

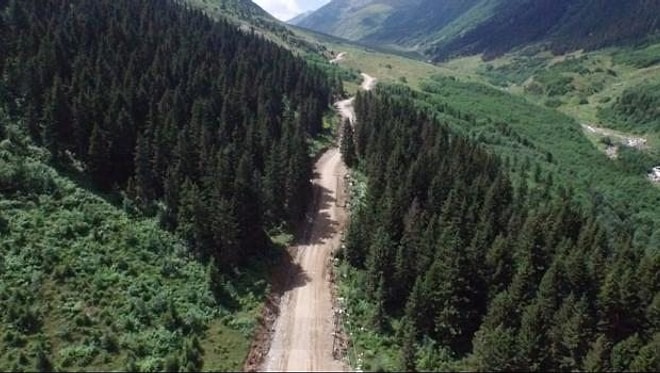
[334,73,377,125]
[335,98,355,124]
[360,73,377,91]
[257,61,376,373]
[330,52,346,64]
[262,148,348,372]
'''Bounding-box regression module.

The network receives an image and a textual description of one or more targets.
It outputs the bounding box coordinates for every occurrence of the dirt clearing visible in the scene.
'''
[360,73,377,91]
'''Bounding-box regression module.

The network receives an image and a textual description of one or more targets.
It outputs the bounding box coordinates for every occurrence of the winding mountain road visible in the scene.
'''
[335,73,377,125]
[260,63,376,372]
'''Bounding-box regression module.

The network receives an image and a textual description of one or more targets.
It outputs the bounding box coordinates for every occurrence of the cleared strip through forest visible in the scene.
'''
[256,62,375,372]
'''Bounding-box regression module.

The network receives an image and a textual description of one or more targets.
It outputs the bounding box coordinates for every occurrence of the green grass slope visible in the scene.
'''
[414,75,660,243]
[440,41,660,152]
[294,0,418,42]
[0,117,269,372]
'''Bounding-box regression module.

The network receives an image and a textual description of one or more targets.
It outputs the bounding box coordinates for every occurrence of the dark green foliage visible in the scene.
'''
[0,0,337,370]
[472,325,517,371]
[400,316,418,372]
[629,334,660,371]
[598,83,660,134]
[34,340,52,373]
[428,0,660,61]
[0,126,271,369]
[0,213,8,234]
[342,87,659,371]
[2,0,337,267]
[417,75,660,242]
[341,120,356,168]
[299,0,659,61]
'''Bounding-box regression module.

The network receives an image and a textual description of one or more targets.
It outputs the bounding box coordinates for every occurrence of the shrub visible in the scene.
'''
[545,98,563,108]
[100,332,119,353]
[58,344,98,368]
[600,137,613,146]
[0,214,8,234]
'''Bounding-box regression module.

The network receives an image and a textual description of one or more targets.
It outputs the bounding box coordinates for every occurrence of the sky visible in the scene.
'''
[252,0,330,21]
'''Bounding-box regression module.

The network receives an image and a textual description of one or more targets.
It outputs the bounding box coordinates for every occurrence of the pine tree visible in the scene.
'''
[471,324,517,372]
[176,178,205,252]
[368,227,397,296]
[164,354,180,373]
[582,334,612,372]
[133,128,153,207]
[516,301,547,371]
[610,334,643,372]
[181,336,204,372]
[400,315,418,372]
[87,122,111,190]
[372,273,387,333]
[34,340,52,372]
[341,119,356,168]
[211,197,240,267]
[485,235,512,297]
[548,294,592,371]
[629,334,659,372]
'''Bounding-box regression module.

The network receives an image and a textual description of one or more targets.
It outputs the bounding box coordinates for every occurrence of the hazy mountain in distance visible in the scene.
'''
[184,0,331,55]
[294,0,422,41]
[287,10,314,24]
[295,0,660,60]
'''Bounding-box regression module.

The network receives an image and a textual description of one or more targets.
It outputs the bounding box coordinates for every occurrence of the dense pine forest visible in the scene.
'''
[2,0,658,371]
[1,0,339,370]
[2,0,339,266]
[340,87,659,371]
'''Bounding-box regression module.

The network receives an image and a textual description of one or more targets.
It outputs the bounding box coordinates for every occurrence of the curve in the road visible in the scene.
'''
[260,55,376,372]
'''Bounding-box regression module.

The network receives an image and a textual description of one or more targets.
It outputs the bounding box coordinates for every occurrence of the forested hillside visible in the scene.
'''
[3,0,340,265]
[184,0,334,57]
[1,0,338,370]
[293,0,415,42]
[293,0,660,61]
[338,86,659,371]
[428,0,660,61]
[598,83,660,135]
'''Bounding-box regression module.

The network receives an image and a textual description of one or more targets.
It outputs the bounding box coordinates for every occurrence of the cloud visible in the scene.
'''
[253,0,302,21]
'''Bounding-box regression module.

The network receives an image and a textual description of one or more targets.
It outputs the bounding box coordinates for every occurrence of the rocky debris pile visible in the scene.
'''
[649,166,660,183]
[625,137,647,148]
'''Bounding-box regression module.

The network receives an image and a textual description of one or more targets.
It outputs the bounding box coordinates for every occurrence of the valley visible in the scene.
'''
[1,0,658,372]
[292,0,660,62]
[287,3,659,371]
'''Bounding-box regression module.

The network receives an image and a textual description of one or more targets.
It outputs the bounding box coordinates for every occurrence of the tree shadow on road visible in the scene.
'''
[278,248,311,291]
[295,182,340,247]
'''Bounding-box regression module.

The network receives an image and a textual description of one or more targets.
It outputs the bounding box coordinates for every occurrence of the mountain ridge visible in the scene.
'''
[294,0,660,60]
